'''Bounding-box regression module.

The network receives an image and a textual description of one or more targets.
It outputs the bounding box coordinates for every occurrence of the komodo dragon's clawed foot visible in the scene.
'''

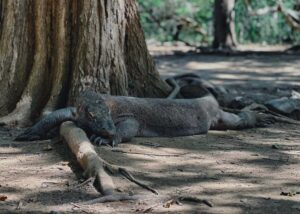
[15,126,58,141]
[89,134,120,147]
[255,114,276,127]
[90,134,112,146]
[15,127,43,141]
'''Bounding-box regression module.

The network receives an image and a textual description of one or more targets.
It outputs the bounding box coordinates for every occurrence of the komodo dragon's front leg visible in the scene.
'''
[15,104,139,147]
[90,117,139,147]
[15,107,76,141]
[16,91,118,143]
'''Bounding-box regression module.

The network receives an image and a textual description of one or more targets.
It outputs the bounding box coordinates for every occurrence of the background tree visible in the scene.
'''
[0,0,169,127]
[138,0,213,46]
[212,0,237,49]
[138,0,300,46]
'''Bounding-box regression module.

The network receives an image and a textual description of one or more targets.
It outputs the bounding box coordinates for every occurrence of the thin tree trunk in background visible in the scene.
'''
[212,0,237,50]
[0,0,169,127]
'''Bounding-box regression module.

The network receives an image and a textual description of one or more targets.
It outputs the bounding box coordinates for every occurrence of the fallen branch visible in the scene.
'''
[83,194,149,204]
[119,167,158,194]
[60,122,157,202]
[111,149,188,157]
[74,177,95,189]
[70,203,90,214]
[141,196,213,212]
[178,196,213,207]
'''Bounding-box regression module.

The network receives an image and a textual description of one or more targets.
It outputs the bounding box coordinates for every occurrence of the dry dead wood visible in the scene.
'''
[59,121,157,203]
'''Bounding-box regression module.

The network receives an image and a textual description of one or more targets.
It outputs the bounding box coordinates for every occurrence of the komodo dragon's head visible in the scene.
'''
[76,91,116,139]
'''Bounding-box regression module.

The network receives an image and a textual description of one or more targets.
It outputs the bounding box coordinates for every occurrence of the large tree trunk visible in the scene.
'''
[0,0,169,127]
[212,0,237,50]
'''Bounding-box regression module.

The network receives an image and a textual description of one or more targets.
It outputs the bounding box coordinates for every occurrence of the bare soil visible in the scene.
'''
[1,46,300,213]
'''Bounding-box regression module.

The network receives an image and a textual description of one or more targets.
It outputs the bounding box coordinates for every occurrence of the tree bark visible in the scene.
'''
[0,0,169,127]
[212,0,237,50]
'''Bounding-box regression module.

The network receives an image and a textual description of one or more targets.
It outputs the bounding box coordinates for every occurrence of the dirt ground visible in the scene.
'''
[1,46,300,213]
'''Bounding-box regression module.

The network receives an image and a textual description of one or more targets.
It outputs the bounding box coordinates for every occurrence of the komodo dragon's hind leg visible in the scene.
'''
[212,110,276,130]
[114,117,139,143]
[211,110,253,130]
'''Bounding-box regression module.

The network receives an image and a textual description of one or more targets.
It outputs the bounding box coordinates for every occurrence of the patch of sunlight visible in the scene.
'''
[0,146,23,154]
[201,180,262,191]
[186,61,232,70]
[213,73,254,80]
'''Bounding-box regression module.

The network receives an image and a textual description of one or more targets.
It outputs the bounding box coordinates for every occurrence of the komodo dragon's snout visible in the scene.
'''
[75,97,116,139]
[15,92,117,143]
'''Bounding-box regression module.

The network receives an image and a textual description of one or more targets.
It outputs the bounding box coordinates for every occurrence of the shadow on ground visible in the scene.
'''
[1,52,300,213]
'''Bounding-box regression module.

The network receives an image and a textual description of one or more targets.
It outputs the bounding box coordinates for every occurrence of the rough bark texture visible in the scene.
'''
[124,1,167,97]
[212,0,237,49]
[0,0,169,127]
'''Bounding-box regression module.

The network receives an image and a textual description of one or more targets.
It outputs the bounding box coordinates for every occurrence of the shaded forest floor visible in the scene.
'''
[1,46,300,213]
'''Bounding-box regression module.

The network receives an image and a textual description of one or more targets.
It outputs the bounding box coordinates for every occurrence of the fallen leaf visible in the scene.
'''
[280,191,300,196]
[0,195,8,201]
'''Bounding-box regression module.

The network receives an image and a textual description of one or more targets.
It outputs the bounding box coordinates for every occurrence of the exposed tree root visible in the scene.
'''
[59,121,157,202]
[83,194,150,204]
[118,167,158,194]
[0,96,32,127]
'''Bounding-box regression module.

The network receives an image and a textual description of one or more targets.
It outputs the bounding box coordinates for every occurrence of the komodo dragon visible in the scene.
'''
[16,91,269,146]
[165,73,300,124]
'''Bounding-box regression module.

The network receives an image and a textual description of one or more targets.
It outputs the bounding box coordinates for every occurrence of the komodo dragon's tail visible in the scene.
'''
[224,107,300,126]
[256,112,300,126]
[165,76,212,99]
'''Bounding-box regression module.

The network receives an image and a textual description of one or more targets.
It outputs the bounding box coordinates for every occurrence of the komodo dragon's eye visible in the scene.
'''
[87,111,96,119]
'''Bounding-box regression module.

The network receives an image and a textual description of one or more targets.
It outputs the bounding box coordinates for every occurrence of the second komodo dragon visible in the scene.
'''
[16,91,270,146]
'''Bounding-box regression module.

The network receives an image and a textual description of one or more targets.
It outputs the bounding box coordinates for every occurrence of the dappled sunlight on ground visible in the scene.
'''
[1,51,300,213]
[157,54,300,87]
[2,123,300,213]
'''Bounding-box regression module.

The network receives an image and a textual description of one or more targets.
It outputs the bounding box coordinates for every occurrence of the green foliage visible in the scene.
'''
[138,0,214,45]
[235,0,299,44]
[137,0,300,45]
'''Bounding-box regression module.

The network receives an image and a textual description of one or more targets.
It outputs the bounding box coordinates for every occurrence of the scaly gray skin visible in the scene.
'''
[15,107,77,141]
[165,73,227,100]
[15,91,262,146]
